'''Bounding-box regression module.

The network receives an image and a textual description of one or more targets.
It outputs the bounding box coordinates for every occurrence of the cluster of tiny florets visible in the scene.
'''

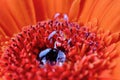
[0,18,119,80]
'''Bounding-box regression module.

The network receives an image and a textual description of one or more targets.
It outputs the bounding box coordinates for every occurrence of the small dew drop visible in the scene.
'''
[63,14,69,21]
[54,13,60,19]
[67,38,72,44]
[54,13,69,21]
[48,31,57,40]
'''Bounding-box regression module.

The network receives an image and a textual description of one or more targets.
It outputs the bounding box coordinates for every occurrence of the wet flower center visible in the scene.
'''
[1,13,119,80]
[3,13,101,66]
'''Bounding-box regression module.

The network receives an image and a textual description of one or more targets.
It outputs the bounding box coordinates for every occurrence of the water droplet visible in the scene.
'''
[54,13,69,21]
[38,48,66,66]
[68,38,72,44]
[48,31,57,40]
[54,13,60,19]
[63,14,69,21]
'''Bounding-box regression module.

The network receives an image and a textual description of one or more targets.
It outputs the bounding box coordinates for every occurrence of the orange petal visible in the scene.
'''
[33,0,74,20]
[109,16,120,32]
[33,0,51,21]
[78,0,120,33]
[45,0,56,19]
[0,0,36,36]
[98,0,120,32]
[78,0,98,24]
[0,0,20,36]
[0,27,7,37]
[55,0,73,14]
[87,0,113,22]
[112,42,120,80]
[98,70,112,80]
[69,0,81,21]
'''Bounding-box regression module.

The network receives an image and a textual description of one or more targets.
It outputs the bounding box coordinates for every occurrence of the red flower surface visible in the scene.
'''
[0,0,120,80]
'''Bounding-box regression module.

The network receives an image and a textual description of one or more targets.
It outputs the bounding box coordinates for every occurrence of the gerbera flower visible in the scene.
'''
[0,0,120,80]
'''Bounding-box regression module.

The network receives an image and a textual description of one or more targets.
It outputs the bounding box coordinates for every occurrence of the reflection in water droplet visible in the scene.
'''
[37,48,66,66]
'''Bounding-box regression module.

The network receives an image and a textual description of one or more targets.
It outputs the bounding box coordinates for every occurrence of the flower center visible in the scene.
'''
[1,13,119,80]
[4,13,100,67]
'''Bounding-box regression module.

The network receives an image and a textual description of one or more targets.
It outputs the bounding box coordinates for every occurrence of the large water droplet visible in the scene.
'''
[38,48,66,66]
